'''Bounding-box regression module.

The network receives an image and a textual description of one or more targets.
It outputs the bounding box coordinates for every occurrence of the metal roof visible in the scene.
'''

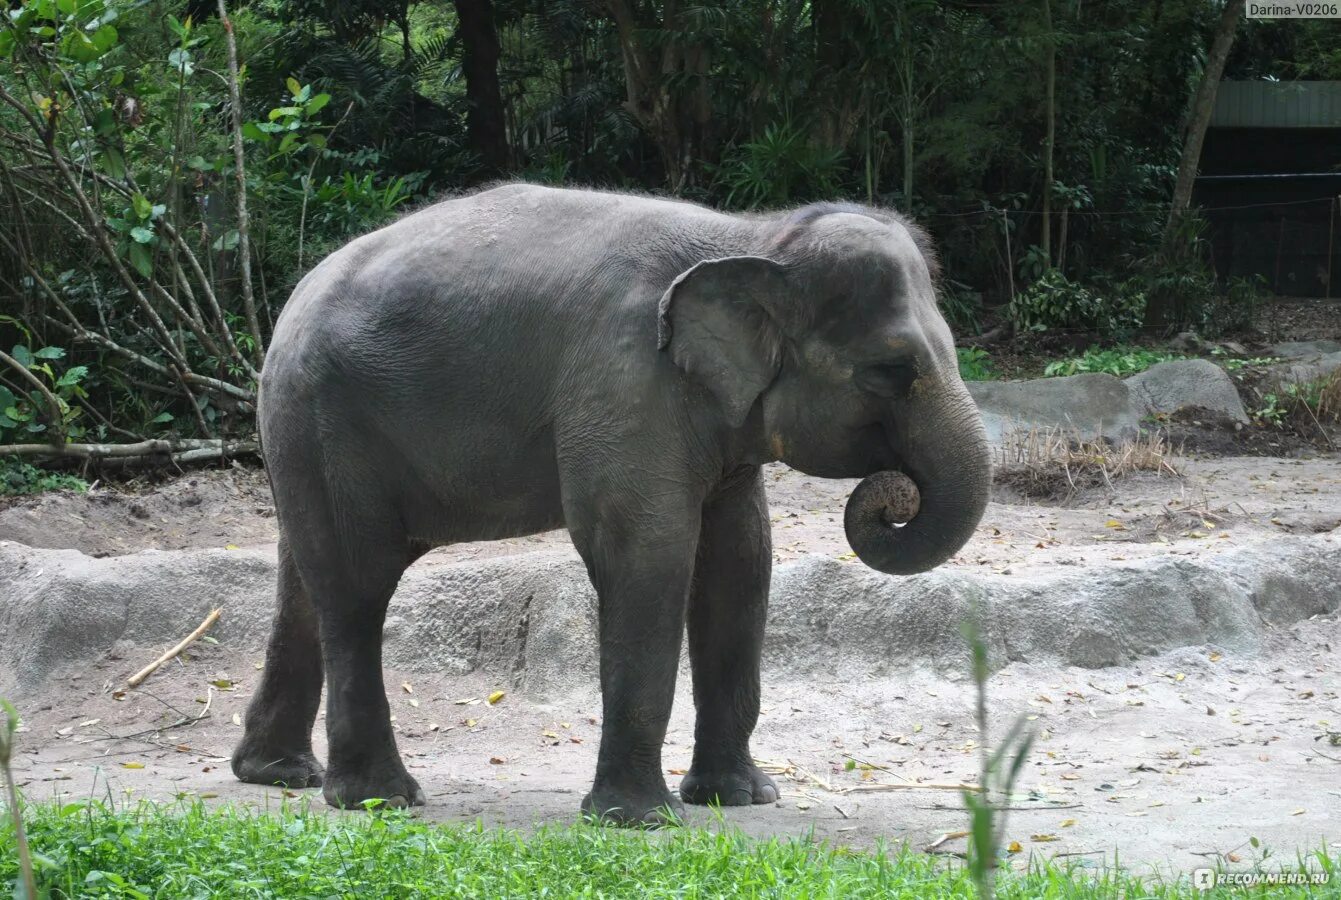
[1211,80,1341,128]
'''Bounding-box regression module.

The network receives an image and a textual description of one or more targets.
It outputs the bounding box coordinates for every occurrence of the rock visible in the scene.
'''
[968,373,1139,445]
[1272,350,1341,386]
[1125,359,1249,423]
[1267,340,1341,360]
[1168,331,1205,352]
[5,533,1339,697]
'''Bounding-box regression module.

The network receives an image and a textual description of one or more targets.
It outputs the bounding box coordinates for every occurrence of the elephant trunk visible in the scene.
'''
[844,395,991,576]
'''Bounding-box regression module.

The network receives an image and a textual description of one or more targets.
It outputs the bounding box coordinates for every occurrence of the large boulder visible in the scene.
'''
[1274,351,1341,386]
[1125,359,1248,423]
[1268,340,1341,360]
[5,533,1340,698]
[968,373,1139,445]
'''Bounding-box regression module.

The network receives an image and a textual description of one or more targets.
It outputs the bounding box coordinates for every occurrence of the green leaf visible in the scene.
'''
[306,133,326,150]
[90,23,118,54]
[305,93,330,116]
[166,15,188,39]
[241,122,269,143]
[61,28,101,63]
[268,106,302,121]
[167,47,193,75]
[127,242,153,278]
[285,76,302,98]
[130,226,154,244]
[131,193,152,221]
[276,132,298,155]
[0,29,16,59]
[211,229,240,252]
[56,365,87,388]
[102,147,126,179]
[33,346,65,360]
[150,411,173,424]
[11,344,33,367]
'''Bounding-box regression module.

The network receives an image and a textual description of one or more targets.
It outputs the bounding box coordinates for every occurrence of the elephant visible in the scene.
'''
[230,183,991,825]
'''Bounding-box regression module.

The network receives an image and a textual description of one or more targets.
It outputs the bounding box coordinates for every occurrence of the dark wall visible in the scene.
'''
[1194,127,1341,297]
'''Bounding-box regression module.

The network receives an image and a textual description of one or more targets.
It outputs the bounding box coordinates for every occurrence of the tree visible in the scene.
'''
[604,0,713,191]
[453,0,509,177]
[1163,0,1246,246]
[1143,0,1245,328]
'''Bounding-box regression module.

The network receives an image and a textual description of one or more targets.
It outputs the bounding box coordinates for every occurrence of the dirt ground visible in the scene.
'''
[3,445,1340,876]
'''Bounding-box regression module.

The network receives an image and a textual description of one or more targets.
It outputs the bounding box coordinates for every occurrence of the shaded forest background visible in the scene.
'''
[0,0,1336,452]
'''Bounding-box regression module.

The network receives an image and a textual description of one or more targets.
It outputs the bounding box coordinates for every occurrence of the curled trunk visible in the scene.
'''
[844,397,991,575]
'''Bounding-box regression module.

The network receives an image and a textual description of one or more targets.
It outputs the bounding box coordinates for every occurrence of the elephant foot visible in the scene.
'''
[231,741,324,790]
[581,782,685,827]
[679,762,778,806]
[322,765,425,810]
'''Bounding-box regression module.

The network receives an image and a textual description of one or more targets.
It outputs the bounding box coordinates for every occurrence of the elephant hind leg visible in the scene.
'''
[232,535,325,789]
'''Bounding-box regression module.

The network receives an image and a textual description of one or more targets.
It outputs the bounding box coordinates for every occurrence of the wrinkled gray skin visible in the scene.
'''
[232,184,991,825]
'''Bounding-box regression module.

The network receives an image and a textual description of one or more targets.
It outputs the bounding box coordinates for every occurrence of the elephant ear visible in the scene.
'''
[657,256,788,427]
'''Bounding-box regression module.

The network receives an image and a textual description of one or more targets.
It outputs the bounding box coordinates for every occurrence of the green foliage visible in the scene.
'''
[0,459,88,496]
[956,347,994,382]
[0,0,1323,452]
[712,120,846,209]
[1044,346,1183,379]
[960,606,1034,900]
[0,327,89,444]
[1199,275,1267,338]
[1,698,38,900]
[939,280,984,335]
[1252,373,1341,429]
[1009,271,1145,339]
[1138,214,1217,332]
[3,797,1332,897]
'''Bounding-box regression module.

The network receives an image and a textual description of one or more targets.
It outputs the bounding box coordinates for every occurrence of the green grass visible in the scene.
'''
[3,798,1338,898]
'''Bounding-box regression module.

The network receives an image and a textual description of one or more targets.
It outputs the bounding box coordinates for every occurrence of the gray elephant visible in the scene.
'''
[231,183,991,824]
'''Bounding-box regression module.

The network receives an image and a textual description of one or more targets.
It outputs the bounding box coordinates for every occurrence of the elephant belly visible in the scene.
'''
[398,447,568,546]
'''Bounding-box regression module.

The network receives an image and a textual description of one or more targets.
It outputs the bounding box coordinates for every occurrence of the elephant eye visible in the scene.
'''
[855,361,917,398]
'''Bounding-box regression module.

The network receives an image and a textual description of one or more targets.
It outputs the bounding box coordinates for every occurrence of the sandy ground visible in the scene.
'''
[3,453,1341,876]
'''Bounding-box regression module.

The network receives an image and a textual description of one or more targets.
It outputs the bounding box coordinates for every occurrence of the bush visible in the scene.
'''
[957,347,995,381]
[1008,270,1145,339]
[1043,345,1182,379]
[0,459,88,496]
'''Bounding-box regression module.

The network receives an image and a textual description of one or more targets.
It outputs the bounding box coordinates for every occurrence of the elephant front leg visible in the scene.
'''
[575,514,700,827]
[679,468,779,807]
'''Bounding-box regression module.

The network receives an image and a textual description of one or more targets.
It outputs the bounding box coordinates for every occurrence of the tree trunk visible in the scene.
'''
[453,0,509,178]
[1040,0,1055,265]
[1145,0,1245,329]
[1163,0,1245,245]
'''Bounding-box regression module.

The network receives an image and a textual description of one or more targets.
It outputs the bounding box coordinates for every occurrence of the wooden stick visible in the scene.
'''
[845,781,981,794]
[128,608,222,687]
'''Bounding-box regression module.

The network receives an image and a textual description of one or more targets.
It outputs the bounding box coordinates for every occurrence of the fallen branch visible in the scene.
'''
[924,830,970,852]
[127,608,222,688]
[0,439,258,462]
[845,781,981,794]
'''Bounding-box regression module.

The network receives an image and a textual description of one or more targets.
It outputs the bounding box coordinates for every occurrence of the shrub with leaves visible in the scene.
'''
[1009,270,1145,339]
[1043,345,1183,378]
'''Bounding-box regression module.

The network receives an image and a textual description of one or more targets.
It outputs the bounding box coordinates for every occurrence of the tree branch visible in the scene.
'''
[217,0,266,369]
[0,349,65,444]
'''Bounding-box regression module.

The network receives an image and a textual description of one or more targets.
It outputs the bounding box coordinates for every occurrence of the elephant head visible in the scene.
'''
[657,204,990,575]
